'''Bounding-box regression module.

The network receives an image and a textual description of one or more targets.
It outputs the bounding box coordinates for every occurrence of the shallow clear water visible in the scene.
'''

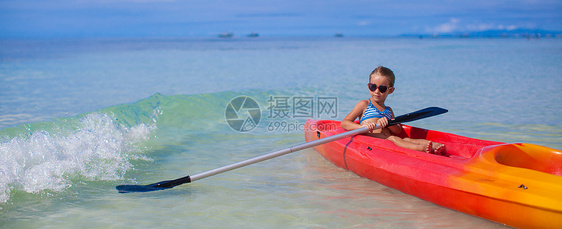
[1,37,561,228]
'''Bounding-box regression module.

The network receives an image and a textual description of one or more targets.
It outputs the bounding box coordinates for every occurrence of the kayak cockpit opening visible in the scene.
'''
[491,143,562,176]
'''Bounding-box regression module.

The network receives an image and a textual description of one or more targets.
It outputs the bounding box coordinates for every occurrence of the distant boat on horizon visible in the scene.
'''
[218,33,234,38]
[247,33,259,38]
[334,33,344,37]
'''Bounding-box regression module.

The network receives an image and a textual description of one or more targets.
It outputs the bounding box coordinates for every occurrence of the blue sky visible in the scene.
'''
[1,0,561,38]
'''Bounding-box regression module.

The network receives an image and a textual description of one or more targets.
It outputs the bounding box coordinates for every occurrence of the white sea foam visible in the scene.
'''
[0,113,154,203]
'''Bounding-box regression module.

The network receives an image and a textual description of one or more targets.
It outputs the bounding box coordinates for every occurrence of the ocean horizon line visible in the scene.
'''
[2,33,561,41]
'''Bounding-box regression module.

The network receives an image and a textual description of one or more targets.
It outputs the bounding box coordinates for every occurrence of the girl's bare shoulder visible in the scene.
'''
[350,100,369,116]
[356,99,369,108]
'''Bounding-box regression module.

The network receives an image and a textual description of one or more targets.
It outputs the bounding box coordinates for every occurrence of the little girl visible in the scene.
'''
[341,66,446,155]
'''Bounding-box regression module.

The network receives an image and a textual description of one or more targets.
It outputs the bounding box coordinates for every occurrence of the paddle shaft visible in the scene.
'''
[189,126,372,182]
[116,107,447,192]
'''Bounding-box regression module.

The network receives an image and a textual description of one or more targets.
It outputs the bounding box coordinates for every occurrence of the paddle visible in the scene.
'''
[116,107,447,193]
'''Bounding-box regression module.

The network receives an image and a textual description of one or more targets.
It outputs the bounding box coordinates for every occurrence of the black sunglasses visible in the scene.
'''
[368,83,390,93]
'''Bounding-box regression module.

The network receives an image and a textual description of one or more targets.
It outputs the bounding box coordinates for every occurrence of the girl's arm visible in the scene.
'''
[387,107,402,135]
[341,100,368,130]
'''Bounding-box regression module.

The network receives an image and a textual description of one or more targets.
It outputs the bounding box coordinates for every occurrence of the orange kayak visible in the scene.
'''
[304,119,562,228]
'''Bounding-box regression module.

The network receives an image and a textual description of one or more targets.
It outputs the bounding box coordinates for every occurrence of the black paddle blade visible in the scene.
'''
[116,184,170,193]
[389,107,448,125]
[116,176,191,193]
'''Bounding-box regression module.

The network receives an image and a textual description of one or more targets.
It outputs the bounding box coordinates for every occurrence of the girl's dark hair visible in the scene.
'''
[369,66,395,87]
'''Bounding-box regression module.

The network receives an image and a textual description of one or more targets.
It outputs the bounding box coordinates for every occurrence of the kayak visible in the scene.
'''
[304,119,562,228]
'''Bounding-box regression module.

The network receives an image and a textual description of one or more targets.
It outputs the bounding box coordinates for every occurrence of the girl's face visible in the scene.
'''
[369,74,394,104]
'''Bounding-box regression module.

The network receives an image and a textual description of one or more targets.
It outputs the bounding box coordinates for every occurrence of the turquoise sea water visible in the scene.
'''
[1,37,561,228]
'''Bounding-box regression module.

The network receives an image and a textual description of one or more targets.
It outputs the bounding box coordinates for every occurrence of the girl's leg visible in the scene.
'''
[386,136,427,152]
[402,138,429,145]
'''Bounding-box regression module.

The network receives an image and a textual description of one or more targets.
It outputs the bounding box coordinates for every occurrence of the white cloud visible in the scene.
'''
[428,18,522,34]
[429,18,460,33]
[468,23,520,31]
